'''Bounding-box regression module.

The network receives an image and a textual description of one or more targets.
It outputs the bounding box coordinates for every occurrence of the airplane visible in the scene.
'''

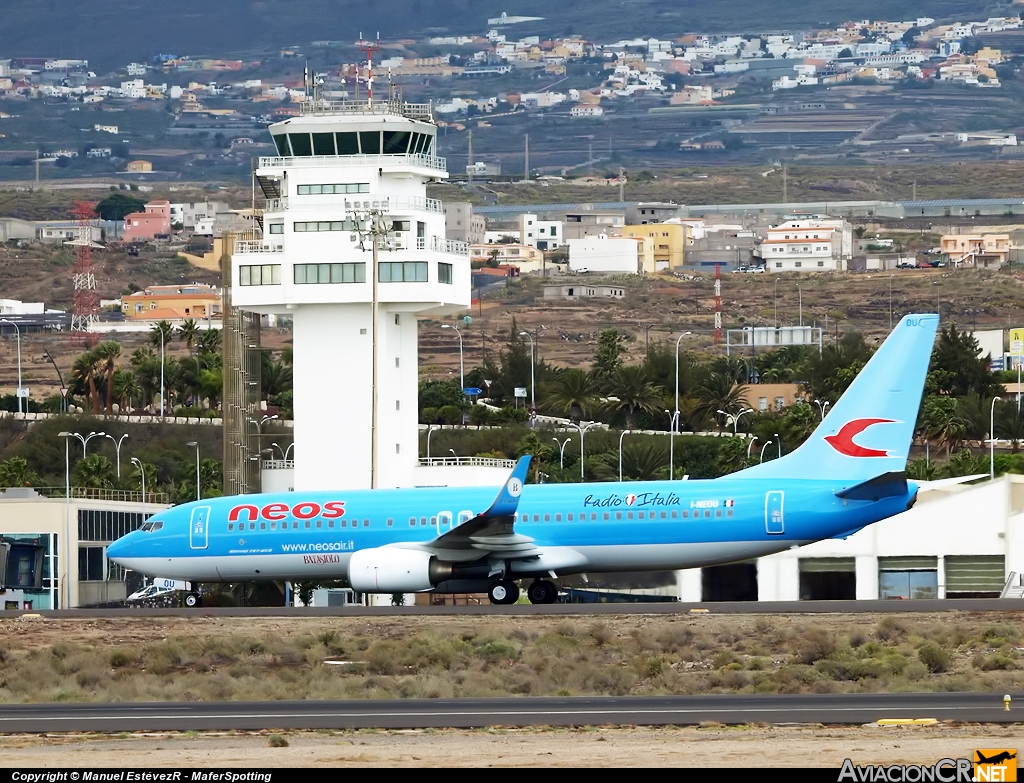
[976,752,1017,765]
[107,313,940,607]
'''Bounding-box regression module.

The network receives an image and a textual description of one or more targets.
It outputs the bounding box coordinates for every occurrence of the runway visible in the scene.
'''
[1,693,1019,732]
[30,597,1024,619]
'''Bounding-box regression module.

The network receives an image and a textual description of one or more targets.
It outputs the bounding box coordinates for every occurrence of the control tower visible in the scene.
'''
[231,97,471,490]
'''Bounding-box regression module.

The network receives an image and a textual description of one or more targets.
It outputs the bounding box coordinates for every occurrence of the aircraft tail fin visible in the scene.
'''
[736,313,939,483]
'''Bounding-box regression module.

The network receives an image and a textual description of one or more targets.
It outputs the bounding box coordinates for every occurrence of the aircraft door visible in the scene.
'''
[765,492,784,535]
[190,506,211,550]
[437,511,453,534]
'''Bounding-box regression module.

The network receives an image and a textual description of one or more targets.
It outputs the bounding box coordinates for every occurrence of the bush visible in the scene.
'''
[268,734,289,747]
[917,642,951,674]
[797,629,836,664]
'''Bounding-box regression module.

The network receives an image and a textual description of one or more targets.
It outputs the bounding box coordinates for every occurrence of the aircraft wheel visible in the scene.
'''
[528,580,558,604]
[488,580,519,605]
[184,592,202,608]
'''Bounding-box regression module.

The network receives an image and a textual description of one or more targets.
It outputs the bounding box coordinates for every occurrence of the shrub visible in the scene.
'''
[797,629,836,664]
[588,624,613,647]
[917,642,951,674]
[979,653,1016,671]
[109,650,133,668]
[268,734,289,748]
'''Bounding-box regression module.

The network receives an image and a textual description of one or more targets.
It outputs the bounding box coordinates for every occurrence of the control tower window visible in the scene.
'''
[297,184,369,195]
[438,262,452,284]
[410,134,425,155]
[272,134,292,156]
[294,262,366,284]
[312,132,336,156]
[360,131,382,155]
[288,133,313,156]
[379,261,427,282]
[239,264,282,286]
[383,131,411,154]
[336,133,359,155]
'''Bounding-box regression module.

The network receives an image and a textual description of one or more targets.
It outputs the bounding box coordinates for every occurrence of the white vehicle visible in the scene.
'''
[126,578,193,603]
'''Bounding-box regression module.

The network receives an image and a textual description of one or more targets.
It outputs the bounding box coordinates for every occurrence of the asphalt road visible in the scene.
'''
[28,598,1024,619]
[0,693,1018,732]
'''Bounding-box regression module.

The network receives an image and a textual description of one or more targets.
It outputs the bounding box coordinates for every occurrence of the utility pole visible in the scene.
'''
[524,133,529,180]
[467,129,473,186]
[588,140,593,175]
[619,166,625,202]
[912,180,917,201]
[782,166,788,203]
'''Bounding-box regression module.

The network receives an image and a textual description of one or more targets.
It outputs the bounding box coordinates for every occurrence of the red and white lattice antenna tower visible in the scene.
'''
[68,201,100,345]
[358,32,381,107]
[714,263,723,344]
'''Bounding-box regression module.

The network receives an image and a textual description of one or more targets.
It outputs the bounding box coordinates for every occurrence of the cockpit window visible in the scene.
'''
[141,521,162,532]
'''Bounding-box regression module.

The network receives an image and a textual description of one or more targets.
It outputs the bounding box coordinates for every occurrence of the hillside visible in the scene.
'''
[0,0,997,71]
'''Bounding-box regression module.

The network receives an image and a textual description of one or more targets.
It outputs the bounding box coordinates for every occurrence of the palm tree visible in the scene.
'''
[73,455,116,489]
[548,368,600,423]
[0,457,40,488]
[920,396,967,457]
[149,320,174,350]
[594,441,667,481]
[93,340,122,412]
[604,365,664,428]
[70,349,102,413]
[177,319,200,351]
[199,367,223,410]
[198,327,221,355]
[996,403,1024,453]
[695,372,749,430]
[715,437,749,476]
[112,369,141,411]
[130,346,160,409]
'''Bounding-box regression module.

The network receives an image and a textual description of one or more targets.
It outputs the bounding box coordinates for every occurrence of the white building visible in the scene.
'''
[231,99,481,492]
[518,213,563,250]
[757,217,853,272]
[0,299,44,315]
[676,475,1024,602]
[568,234,644,274]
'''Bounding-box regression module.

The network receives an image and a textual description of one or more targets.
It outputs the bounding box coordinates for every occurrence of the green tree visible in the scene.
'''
[70,349,103,414]
[548,368,599,423]
[0,457,40,488]
[149,320,174,351]
[593,328,626,382]
[595,441,667,481]
[695,372,750,429]
[73,454,116,489]
[94,192,145,221]
[926,325,1003,399]
[177,319,200,351]
[714,437,749,476]
[93,340,122,413]
[920,396,968,457]
[605,365,663,428]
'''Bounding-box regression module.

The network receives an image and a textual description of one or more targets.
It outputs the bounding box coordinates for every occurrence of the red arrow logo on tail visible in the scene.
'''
[824,418,897,457]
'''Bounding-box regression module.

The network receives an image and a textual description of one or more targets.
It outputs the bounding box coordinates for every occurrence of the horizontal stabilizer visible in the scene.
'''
[835,471,908,501]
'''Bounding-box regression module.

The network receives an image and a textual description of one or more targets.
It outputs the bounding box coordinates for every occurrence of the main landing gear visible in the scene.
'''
[184,591,202,608]
[487,580,519,605]
[527,580,558,605]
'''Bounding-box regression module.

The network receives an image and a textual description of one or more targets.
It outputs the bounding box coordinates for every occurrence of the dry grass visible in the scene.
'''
[0,613,1022,704]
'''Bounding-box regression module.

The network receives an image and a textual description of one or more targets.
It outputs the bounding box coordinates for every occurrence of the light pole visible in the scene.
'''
[775,433,782,459]
[271,441,295,461]
[718,408,753,435]
[426,424,440,464]
[774,278,780,328]
[666,409,680,480]
[618,429,632,482]
[58,431,73,608]
[747,436,758,460]
[519,330,536,427]
[249,414,279,453]
[760,440,773,463]
[889,274,894,331]
[348,204,392,488]
[673,332,691,440]
[0,319,23,414]
[130,456,145,509]
[186,441,200,501]
[442,323,464,387]
[571,421,599,480]
[42,350,66,411]
[797,284,803,327]
[813,398,830,420]
[69,430,105,457]
[448,448,457,462]
[105,433,129,479]
[552,436,571,469]
[159,326,165,419]
[991,396,1001,480]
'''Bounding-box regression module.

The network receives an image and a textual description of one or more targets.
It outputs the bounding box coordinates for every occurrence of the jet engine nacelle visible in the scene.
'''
[347,547,452,593]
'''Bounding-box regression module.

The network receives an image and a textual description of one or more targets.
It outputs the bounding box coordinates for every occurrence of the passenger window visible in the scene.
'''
[682,511,688,519]
[328,520,334,528]
[715,510,722,518]
[410,517,416,526]
[260,522,266,530]
[250,522,256,530]
[387,518,394,527]
[420,517,427,526]
[567,513,573,521]
[616,512,622,520]
[603,513,609,521]
[627,512,633,520]
[727,510,733,517]
[592,513,598,521]
[316,520,323,528]
[555,514,561,522]
[363,520,369,527]
[431,516,437,526]
[304,521,311,529]
[534,514,540,522]
[271,523,276,530]
[705,510,711,518]
[228,523,234,531]
[341,519,347,527]
[544,514,550,522]
[671,511,677,519]
[637,511,644,520]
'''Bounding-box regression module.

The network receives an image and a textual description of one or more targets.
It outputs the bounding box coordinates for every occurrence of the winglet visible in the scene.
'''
[484,455,531,518]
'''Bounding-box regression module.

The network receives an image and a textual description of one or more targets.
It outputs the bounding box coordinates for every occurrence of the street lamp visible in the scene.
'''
[747,436,758,460]
[58,431,73,608]
[571,421,599,480]
[673,332,692,441]
[717,407,753,435]
[426,424,440,464]
[552,436,571,469]
[105,433,129,479]
[271,441,295,461]
[186,441,200,501]
[774,278,780,328]
[158,326,165,418]
[797,284,803,327]
[813,398,830,420]
[775,433,782,459]
[991,396,1001,480]
[666,409,680,480]
[0,319,23,414]
[130,456,145,510]
[69,430,105,457]
[760,440,773,463]
[42,351,67,412]
[889,274,894,331]
[441,323,465,393]
[519,331,536,427]
[618,429,632,482]
[448,448,457,462]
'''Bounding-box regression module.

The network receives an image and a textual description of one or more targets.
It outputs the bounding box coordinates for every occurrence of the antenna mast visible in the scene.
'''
[69,202,100,345]
[358,32,381,107]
